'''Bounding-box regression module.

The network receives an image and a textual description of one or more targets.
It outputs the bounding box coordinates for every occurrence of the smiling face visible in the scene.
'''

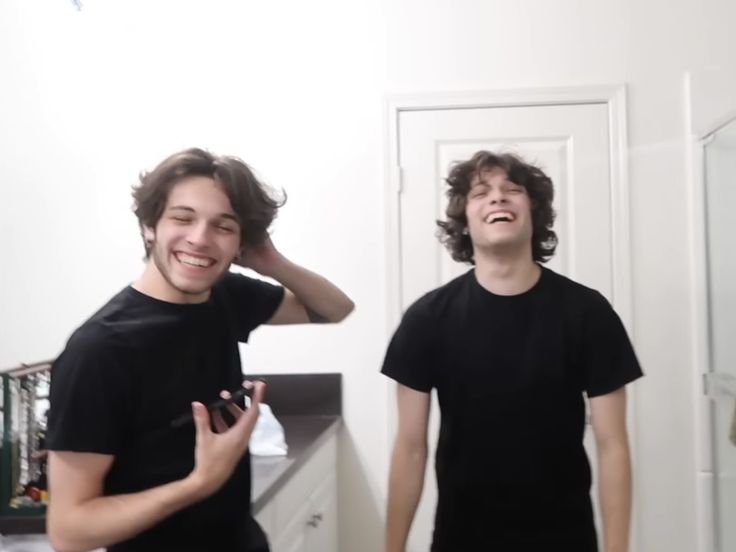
[140,176,242,303]
[464,166,534,258]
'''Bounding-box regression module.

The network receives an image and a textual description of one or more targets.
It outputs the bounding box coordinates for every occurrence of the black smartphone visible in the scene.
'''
[170,383,260,429]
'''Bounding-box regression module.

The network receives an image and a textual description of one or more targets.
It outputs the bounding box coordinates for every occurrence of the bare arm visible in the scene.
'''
[386,384,431,552]
[238,238,354,324]
[47,382,266,552]
[47,452,203,552]
[590,386,632,552]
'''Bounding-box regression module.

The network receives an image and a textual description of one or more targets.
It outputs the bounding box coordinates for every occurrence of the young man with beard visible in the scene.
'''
[46,148,354,552]
[382,151,642,552]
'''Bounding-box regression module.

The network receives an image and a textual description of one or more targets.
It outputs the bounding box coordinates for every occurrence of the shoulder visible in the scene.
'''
[406,270,474,321]
[79,286,154,333]
[55,321,125,374]
[214,271,282,297]
[54,291,135,373]
[540,267,609,309]
[65,291,133,354]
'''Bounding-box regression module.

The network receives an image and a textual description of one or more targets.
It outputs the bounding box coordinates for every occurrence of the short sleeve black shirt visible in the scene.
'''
[47,272,284,551]
[382,267,642,551]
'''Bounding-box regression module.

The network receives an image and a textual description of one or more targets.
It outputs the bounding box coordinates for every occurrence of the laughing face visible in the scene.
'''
[464,166,533,257]
[141,176,241,303]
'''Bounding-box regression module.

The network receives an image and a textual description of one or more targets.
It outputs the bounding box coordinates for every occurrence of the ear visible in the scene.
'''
[234,245,246,263]
[142,225,155,242]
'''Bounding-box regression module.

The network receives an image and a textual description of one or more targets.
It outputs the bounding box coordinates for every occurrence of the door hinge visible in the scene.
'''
[703,373,710,396]
[703,372,736,399]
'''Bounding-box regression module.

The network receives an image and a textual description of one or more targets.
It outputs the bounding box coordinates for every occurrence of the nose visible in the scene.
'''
[186,221,211,247]
[488,187,508,204]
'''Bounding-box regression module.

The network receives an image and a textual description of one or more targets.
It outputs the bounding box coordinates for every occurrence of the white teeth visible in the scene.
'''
[485,211,515,223]
[177,253,214,268]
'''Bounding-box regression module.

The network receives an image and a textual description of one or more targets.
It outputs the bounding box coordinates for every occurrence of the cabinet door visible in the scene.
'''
[306,472,338,552]
[261,434,338,552]
[271,499,310,552]
[254,499,275,539]
[280,533,308,552]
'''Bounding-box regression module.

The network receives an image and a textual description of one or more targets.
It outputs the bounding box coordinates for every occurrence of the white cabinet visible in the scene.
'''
[1,435,338,552]
[0,534,104,552]
[304,472,338,552]
[255,434,338,552]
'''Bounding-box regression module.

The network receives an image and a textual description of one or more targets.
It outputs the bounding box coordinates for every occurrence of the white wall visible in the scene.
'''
[2,1,735,551]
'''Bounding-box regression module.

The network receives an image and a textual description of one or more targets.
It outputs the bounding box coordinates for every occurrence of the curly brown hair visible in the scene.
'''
[436,150,557,264]
[132,148,285,257]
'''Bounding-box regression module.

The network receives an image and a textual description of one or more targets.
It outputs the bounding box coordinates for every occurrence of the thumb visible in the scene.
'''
[249,381,266,411]
[191,402,212,438]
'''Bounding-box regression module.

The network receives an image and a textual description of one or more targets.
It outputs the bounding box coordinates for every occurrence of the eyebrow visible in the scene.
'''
[167,205,240,223]
[469,180,491,190]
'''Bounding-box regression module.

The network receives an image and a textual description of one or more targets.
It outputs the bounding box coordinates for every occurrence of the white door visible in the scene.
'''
[395,101,616,551]
[702,116,736,552]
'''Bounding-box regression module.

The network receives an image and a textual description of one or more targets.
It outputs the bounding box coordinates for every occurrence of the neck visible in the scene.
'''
[132,260,210,304]
[472,245,541,296]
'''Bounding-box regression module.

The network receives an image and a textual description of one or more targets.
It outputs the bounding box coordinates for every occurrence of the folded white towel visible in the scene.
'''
[250,403,288,456]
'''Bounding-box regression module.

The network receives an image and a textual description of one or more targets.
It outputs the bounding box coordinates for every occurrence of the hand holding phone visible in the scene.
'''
[171,379,264,428]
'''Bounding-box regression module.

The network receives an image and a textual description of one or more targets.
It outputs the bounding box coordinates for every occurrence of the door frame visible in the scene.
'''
[686,72,736,552]
[382,85,636,548]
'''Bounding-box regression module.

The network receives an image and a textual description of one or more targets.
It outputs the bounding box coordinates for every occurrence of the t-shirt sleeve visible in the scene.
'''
[581,291,643,397]
[46,329,131,454]
[380,300,437,393]
[222,272,285,342]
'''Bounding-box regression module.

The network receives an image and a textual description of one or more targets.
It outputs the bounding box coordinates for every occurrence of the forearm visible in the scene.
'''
[597,441,632,552]
[386,442,427,552]
[48,475,204,552]
[267,257,354,322]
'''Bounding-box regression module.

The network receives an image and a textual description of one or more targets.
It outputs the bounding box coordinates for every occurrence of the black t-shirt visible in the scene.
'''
[381,266,642,551]
[47,272,284,552]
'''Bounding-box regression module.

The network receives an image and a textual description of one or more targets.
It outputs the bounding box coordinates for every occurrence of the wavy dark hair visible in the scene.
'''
[436,150,557,264]
[132,148,285,257]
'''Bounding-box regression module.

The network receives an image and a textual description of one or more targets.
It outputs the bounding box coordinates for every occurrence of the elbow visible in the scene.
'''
[47,525,72,552]
[340,298,356,321]
[49,538,92,552]
[332,298,355,323]
[594,431,630,452]
[595,437,631,465]
[394,438,428,464]
[47,519,89,552]
[48,534,80,552]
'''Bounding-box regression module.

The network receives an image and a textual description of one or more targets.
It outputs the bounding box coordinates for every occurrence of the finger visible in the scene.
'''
[191,402,212,439]
[211,409,228,433]
[234,381,266,431]
[220,390,244,419]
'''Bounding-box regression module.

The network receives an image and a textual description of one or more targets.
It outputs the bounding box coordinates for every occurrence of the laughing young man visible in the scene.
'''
[382,151,642,552]
[46,148,354,552]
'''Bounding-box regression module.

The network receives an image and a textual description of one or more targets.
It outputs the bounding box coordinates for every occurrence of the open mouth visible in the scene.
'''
[174,252,216,269]
[484,211,516,224]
